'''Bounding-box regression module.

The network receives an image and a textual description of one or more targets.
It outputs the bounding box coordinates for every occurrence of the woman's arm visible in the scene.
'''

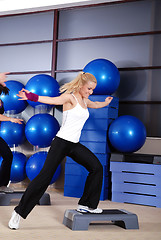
[17,88,73,106]
[0,114,23,124]
[86,96,113,109]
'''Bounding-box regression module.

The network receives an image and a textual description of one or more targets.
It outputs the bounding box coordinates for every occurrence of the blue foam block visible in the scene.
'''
[80,141,111,153]
[112,192,161,208]
[112,182,161,196]
[111,172,161,185]
[83,118,114,130]
[65,162,108,177]
[110,162,161,176]
[80,130,107,142]
[89,107,118,119]
[66,154,110,166]
[64,179,109,201]
[64,174,109,188]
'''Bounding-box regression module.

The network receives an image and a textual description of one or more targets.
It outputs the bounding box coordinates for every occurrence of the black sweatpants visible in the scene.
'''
[15,137,103,219]
[0,137,13,187]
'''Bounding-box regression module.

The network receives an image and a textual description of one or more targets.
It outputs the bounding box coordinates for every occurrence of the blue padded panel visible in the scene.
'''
[80,130,107,142]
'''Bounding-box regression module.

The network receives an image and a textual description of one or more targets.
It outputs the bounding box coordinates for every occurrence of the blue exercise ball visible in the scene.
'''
[25,113,60,148]
[108,115,146,153]
[0,151,27,183]
[26,151,61,184]
[0,80,28,114]
[0,121,26,147]
[10,152,27,183]
[25,74,60,108]
[83,59,120,95]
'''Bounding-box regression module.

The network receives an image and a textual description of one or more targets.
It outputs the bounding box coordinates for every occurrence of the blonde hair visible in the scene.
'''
[59,72,97,94]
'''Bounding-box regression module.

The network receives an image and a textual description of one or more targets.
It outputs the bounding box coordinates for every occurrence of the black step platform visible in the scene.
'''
[0,191,51,206]
[63,209,139,231]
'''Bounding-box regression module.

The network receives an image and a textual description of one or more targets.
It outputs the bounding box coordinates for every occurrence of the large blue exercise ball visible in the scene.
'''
[108,115,146,153]
[25,74,60,108]
[26,151,61,184]
[0,80,28,114]
[0,151,27,183]
[25,113,60,148]
[0,121,26,147]
[83,59,120,95]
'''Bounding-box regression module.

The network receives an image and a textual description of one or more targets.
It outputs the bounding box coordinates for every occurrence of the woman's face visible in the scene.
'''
[79,81,96,99]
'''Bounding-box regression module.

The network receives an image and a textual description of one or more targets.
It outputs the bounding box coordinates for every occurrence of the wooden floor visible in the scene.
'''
[0,188,161,240]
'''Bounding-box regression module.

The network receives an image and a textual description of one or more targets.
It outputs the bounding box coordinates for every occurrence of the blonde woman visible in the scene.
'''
[8,72,113,230]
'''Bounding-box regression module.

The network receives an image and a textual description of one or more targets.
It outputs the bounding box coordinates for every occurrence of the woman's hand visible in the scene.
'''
[17,88,30,100]
[10,118,24,124]
[105,96,113,105]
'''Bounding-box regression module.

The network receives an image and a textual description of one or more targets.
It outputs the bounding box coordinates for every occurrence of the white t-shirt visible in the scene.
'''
[56,94,89,143]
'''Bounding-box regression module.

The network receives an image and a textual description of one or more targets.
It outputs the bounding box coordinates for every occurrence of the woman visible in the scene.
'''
[8,72,113,229]
[0,72,24,193]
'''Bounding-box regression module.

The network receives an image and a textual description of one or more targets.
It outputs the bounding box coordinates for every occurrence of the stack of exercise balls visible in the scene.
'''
[24,74,61,184]
[0,80,27,183]
[0,74,61,184]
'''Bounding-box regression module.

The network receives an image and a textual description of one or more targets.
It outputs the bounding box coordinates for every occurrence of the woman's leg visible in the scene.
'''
[0,137,13,187]
[69,142,103,209]
[14,137,67,219]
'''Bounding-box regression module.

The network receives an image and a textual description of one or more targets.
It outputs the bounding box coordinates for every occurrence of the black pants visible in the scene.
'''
[0,137,13,187]
[15,137,103,219]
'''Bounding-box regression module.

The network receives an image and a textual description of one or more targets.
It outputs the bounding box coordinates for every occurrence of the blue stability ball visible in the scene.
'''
[83,59,120,95]
[10,152,27,183]
[108,115,146,153]
[25,113,60,148]
[25,74,60,108]
[0,121,26,147]
[0,80,28,114]
[26,151,61,184]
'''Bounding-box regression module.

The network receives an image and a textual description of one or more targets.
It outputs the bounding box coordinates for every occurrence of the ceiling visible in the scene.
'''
[0,0,120,16]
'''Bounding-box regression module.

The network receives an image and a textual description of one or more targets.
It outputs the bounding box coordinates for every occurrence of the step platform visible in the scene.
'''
[63,209,139,231]
[0,191,51,206]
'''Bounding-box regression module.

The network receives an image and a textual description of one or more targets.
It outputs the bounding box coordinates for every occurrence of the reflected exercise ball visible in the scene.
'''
[0,121,26,147]
[83,58,120,95]
[0,80,28,114]
[25,74,60,108]
[108,115,146,153]
[26,151,61,184]
[25,113,60,148]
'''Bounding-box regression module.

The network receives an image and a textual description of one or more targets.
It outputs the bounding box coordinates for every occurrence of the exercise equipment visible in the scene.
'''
[25,74,60,108]
[0,191,51,206]
[0,80,27,114]
[0,121,26,147]
[63,209,139,230]
[10,151,27,183]
[25,113,60,147]
[83,59,120,95]
[26,151,61,184]
[108,115,146,152]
